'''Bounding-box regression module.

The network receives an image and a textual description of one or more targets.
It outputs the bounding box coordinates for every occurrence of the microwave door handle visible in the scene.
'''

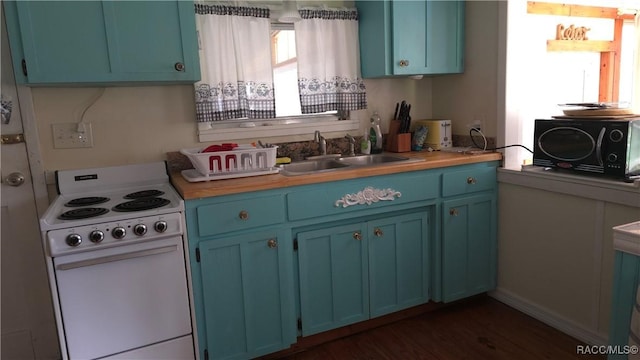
[595,127,606,166]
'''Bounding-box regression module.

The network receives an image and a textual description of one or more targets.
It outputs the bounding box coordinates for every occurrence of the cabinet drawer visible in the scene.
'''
[287,172,438,221]
[196,195,285,236]
[442,166,496,197]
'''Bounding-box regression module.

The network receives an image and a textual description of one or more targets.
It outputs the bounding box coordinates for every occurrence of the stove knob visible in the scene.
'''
[112,227,126,239]
[133,224,147,236]
[154,221,168,233]
[89,230,104,243]
[607,153,618,163]
[66,234,82,247]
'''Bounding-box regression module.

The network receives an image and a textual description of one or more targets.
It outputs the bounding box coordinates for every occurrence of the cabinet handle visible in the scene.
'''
[353,232,362,241]
[267,239,277,248]
[374,228,383,237]
[449,208,459,216]
[21,59,28,76]
[238,210,249,220]
[467,177,476,185]
[398,59,409,67]
[174,62,185,71]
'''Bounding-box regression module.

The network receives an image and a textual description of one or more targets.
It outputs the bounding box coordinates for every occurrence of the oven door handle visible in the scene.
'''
[595,127,606,166]
[56,245,178,271]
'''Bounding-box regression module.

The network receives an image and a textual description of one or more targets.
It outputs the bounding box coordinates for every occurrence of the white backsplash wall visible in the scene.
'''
[32,78,433,172]
[432,0,499,138]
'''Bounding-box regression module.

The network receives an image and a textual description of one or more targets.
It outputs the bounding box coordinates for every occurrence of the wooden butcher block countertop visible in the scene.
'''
[170,151,502,200]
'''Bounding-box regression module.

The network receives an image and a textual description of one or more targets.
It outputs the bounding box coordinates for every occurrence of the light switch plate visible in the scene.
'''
[52,123,94,149]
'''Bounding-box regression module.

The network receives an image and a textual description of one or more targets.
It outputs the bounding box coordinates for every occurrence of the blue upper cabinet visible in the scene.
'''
[3,1,200,86]
[355,0,464,78]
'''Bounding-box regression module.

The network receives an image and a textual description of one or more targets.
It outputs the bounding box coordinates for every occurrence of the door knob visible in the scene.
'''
[4,172,25,186]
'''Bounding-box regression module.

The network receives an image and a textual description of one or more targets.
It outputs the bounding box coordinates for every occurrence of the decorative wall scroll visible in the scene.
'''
[556,24,590,40]
[335,186,402,208]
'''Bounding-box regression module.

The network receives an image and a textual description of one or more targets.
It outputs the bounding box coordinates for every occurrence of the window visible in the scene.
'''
[196,7,360,143]
[500,1,638,169]
[272,28,301,117]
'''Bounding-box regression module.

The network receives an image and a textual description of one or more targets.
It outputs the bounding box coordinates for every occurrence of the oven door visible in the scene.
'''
[53,236,193,360]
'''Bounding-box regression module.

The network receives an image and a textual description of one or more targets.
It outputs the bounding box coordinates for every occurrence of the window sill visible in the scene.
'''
[497,166,640,208]
[198,118,360,142]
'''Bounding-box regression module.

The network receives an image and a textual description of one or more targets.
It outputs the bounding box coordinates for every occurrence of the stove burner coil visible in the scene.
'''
[58,207,109,220]
[64,196,110,207]
[124,190,165,199]
[112,197,171,212]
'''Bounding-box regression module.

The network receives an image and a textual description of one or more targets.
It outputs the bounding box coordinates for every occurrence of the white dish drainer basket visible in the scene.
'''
[180,145,280,182]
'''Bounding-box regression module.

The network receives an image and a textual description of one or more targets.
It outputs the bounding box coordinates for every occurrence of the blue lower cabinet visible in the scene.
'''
[369,212,430,317]
[609,251,640,360]
[197,229,296,360]
[185,161,499,359]
[297,211,430,335]
[441,193,496,302]
[297,222,370,336]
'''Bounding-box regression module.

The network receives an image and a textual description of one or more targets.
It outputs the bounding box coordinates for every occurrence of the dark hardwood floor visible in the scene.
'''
[279,296,605,360]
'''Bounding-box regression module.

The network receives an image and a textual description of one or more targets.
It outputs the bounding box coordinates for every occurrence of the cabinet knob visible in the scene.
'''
[267,239,277,248]
[467,177,476,185]
[238,210,249,220]
[174,62,185,71]
[374,228,384,237]
[353,232,362,241]
[398,59,409,67]
[449,208,459,216]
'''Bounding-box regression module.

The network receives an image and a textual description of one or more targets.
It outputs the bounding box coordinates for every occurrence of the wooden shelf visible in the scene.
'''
[546,40,616,52]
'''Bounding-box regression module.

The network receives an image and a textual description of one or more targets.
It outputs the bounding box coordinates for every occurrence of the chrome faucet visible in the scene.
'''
[345,134,356,157]
[314,130,327,156]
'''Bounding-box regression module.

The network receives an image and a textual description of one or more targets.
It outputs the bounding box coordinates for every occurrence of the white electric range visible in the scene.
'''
[39,162,196,360]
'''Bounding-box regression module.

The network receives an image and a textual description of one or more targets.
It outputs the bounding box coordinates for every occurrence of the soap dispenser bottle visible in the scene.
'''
[361,130,371,154]
[370,111,383,154]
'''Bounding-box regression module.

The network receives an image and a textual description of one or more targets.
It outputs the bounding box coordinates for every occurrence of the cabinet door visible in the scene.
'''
[442,193,496,302]
[9,1,112,84]
[103,1,199,82]
[5,1,199,85]
[199,230,295,360]
[369,212,430,317]
[356,0,464,77]
[297,223,369,336]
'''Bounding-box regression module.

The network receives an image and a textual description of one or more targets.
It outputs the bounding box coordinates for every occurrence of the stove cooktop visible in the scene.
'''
[40,162,184,231]
[41,183,184,230]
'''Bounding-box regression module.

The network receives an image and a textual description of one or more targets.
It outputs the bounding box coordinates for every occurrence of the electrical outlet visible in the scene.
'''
[466,122,482,132]
[52,123,94,149]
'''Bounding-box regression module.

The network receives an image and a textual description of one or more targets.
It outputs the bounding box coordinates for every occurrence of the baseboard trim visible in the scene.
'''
[490,288,608,346]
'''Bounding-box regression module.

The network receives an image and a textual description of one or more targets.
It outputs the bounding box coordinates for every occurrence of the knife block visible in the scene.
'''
[386,120,411,153]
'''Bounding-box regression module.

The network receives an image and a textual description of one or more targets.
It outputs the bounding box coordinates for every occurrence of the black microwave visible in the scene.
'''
[533,118,640,180]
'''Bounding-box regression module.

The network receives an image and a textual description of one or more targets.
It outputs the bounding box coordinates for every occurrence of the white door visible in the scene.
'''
[1,8,60,360]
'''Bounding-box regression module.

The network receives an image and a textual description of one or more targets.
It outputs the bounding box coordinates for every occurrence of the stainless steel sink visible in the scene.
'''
[336,154,412,166]
[279,153,421,176]
[279,158,350,176]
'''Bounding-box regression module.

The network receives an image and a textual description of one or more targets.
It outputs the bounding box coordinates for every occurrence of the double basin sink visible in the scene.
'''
[278,153,423,176]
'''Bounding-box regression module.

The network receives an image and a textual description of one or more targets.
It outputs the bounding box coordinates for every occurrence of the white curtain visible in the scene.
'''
[194,4,275,122]
[294,7,367,114]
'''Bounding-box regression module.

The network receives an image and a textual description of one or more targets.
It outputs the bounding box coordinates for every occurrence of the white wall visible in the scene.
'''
[32,78,432,171]
[433,0,500,138]
[497,181,640,344]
